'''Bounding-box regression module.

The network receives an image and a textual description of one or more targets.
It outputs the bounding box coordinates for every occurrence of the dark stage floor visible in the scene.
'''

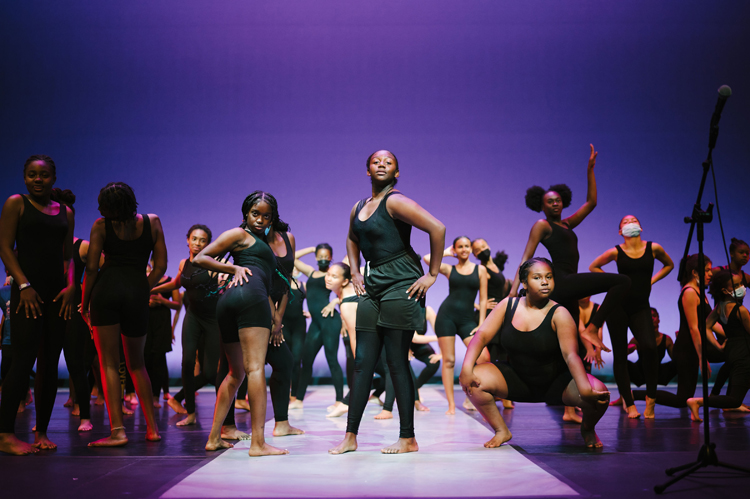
[0,385,748,499]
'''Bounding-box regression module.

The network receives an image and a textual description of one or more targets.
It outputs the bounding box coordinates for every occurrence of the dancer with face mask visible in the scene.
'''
[510,145,627,362]
[589,215,674,418]
[686,270,750,421]
[426,236,488,415]
[290,244,345,411]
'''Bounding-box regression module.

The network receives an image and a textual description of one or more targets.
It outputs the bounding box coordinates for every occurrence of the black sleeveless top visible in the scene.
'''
[73,239,85,288]
[501,298,566,387]
[352,190,413,264]
[342,295,359,304]
[282,285,306,323]
[306,273,337,322]
[485,266,507,303]
[231,229,275,294]
[673,287,712,356]
[101,215,153,271]
[16,195,68,298]
[442,265,480,317]
[181,259,220,319]
[541,221,579,277]
[616,241,654,312]
[270,232,293,303]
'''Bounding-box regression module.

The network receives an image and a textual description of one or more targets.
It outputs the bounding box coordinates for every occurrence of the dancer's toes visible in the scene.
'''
[153,400,162,408]
[221,425,251,440]
[463,398,477,411]
[501,399,515,409]
[329,434,357,455]
[287,400,303,410]
[368,395,384,406]
[177,414,197,427]
[206,438,233,451]
[581,427,603,448]
[609,396,622,407]
[0,434,39,455]
[415,401,430,412]
[78,420,93,432]
[381,438,418,454]
[374,410,393,420]
[63,397,74,407]
[562,406,583,424]
[445,405,456,415]
[484,429,512,448]
[146,429,162,442]
[122,404,134,415]
[248,443,288,456]
[94,396,105,406]
[32,433,57,450]
[89,432,128,447]
[626,405,641,419]
[644,396,656,419]
[273,421,305,436]
[686,398,703,422]
[327,403,348,418]
[235,398,251,411]
[167,396,187,415]
[327,402,340,413]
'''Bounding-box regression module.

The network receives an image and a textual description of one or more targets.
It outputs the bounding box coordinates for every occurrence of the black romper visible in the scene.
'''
[146,277,174,354]
[493,298,572,405]
[484,266,509,362]
[90,214,153,337]
[435,265,480,340]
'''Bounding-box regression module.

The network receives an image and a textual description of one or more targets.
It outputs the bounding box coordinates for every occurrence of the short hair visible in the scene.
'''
[186,224,212,244]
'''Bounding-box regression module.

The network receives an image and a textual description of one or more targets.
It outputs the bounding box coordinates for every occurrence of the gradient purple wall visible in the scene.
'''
[2,1,749,379]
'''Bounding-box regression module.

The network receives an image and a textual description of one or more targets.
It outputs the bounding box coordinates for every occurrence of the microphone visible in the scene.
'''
[710,85,732,128]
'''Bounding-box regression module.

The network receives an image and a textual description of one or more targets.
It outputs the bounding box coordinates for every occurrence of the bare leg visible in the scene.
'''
[438,336,456,415]
[562,374,608,448]
[206,342,243,451]
[465,363,512,448]
[89,325,129,447]
[122,335,160,441]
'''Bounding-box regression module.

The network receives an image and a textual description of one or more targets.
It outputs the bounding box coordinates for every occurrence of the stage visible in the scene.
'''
[0,385,748,498]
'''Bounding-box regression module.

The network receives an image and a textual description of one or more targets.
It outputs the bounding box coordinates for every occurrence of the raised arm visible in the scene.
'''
[563,144,598,229]
[589,247,617,273]
[295,246,316,259]
[148,214,168,290]
[388,194,446,299]
[423,246,455,277]
[650,243,674,286]
[509,220,550,297]
[193,227,251,285]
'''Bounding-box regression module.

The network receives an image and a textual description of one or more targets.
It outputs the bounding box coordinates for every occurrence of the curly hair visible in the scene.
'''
[525,184,572,212]
[519,257,554,283]
[51,188,76,212]
[98,182,138,221]
[730,237,749,254]
[186,224,212,244]
[494,250,509,271]
[23,154,56,175]
[680,254,712,286]
[240,191,290,233]
[708,269,734,302]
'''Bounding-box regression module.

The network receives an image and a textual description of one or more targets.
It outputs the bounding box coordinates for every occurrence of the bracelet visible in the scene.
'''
[18,282,32,291]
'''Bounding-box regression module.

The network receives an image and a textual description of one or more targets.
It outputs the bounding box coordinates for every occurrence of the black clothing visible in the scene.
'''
[269,232,293,303]
[352,191,412,264]
[435,265,479,340]
[627,334,676,387]
[282,285,306,397]
[701,304,750,409]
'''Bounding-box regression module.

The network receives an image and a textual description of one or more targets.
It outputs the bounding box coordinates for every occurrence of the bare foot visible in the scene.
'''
[686,398,703,422]
[368,395,384,406]
[248,443,289,456]
[124,393,138,406]
[463,398,477,411]
[163,392,170,400]
[445,405,456,415]
[122,404,134,415]
[25,390,33,406]
[17,402,25,413]
[71,404,80,416]
[153,400,162,408]
[273,421,305,436]
[327,402,340,413]
[64,397,74,407]
[206,437,233,451]
[177,413,196,426]
[374,410,393,420]
[581,427,603,448]
[221,425,251,440]
[327,404,348,418]
[484,428,512,448]
[90,386,99,398]
[32,432,57,450]
[501,399,515,409]
[146,428,161,442]
[235,398,251,411]
[562,406,583,424]
[723,404,750,413]
[94,396,105,406]
[415,401,430,412]
[329,433,357,455]
[609,396,622,407]
[626,405,641,419]
[167,396,187,415]
[0,434,38,455]
[381,437,418,454]
[644,396,656,419]
[89,429,128,447]
[78,420,93,432]
[581,324,609,353]
[287,400,303,410]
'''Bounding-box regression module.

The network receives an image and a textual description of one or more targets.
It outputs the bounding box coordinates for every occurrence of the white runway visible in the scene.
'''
[161,386,580,498]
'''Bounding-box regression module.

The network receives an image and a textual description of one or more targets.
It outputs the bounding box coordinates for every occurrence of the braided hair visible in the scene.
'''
[519,257,554,283]
[525,184,572,212]
[97,182,138,221]
[24,154,56,175]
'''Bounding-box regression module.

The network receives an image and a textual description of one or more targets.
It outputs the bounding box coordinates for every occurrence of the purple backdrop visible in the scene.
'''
[1,1,749,379]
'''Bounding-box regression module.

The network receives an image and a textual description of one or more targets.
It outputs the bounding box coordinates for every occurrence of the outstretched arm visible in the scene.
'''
[650,243,674,286]
[151,260,185,295]
[563,144,598,229]
[509,220,550,296]
[589,247,617,273]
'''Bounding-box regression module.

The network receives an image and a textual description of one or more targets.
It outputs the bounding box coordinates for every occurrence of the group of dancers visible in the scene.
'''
[0,146,748,457]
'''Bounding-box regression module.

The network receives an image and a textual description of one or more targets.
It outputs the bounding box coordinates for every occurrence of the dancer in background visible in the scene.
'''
[713,238,749,286]
[283,268,307,404]
[577,296,601,373]
[589,215,674,418]
[510,144,626,360]
[0,155,75,455]
[460,258,610,449]
[426,237,488,414]
[196,191,288,456]
[633,255,723,409]
[82,182,164,447]
[330,149,445,455]
[145,258,179,409]
[686,270,750,421]
[291,244,345,411]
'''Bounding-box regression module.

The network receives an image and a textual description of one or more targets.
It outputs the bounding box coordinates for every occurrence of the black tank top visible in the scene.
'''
[282,286,306,323]
[674,287,712,355]
[16,195,68,298]
[541,221,579,277]
[501,298,565,386]
[101,215,153,271]
[616,242,654,312]
[181,259,220,319]
[231,229,276,294]
[443,265,480,316]
[270,232,293,303]
[73,239,85,287]
[485,266,507,302]
[306,273,334,319]
[719,303,749,343]
[352,190,413,264]
[342,295,359,304]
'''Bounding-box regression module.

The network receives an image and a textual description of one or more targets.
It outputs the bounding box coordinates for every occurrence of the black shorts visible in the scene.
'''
[493,359,572,406]
[90,268,150,337]
[216,281,273,344]
[435,309,476,340]
[357,252,426,333]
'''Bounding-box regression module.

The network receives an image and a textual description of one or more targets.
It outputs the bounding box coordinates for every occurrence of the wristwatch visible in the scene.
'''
[18,282,32,291]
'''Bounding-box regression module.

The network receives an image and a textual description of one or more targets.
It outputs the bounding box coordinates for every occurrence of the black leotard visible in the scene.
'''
[541,222,579,277]
[282,284,307,397]
[616,242,654,313]
[90,214,153,336]
[342,295,359,304]
[352,191,412,264]
[436,265,480,340]
[270,232,293,304]
[182,259,220,319]
[493,298,572,405]
[216,229,275,343]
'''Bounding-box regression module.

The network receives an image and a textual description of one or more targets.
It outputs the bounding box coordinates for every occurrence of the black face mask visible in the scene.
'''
[477,249,491,263]
[317,259,330,271]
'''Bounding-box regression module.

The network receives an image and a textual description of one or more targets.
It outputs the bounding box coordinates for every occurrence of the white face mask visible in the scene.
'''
[731,285,746,299]
[621,223,642,238]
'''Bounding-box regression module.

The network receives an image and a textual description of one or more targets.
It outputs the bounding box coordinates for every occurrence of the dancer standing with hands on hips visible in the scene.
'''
[329,150,445,455]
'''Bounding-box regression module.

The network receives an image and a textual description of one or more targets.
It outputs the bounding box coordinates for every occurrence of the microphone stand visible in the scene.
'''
[655,109,750,495]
